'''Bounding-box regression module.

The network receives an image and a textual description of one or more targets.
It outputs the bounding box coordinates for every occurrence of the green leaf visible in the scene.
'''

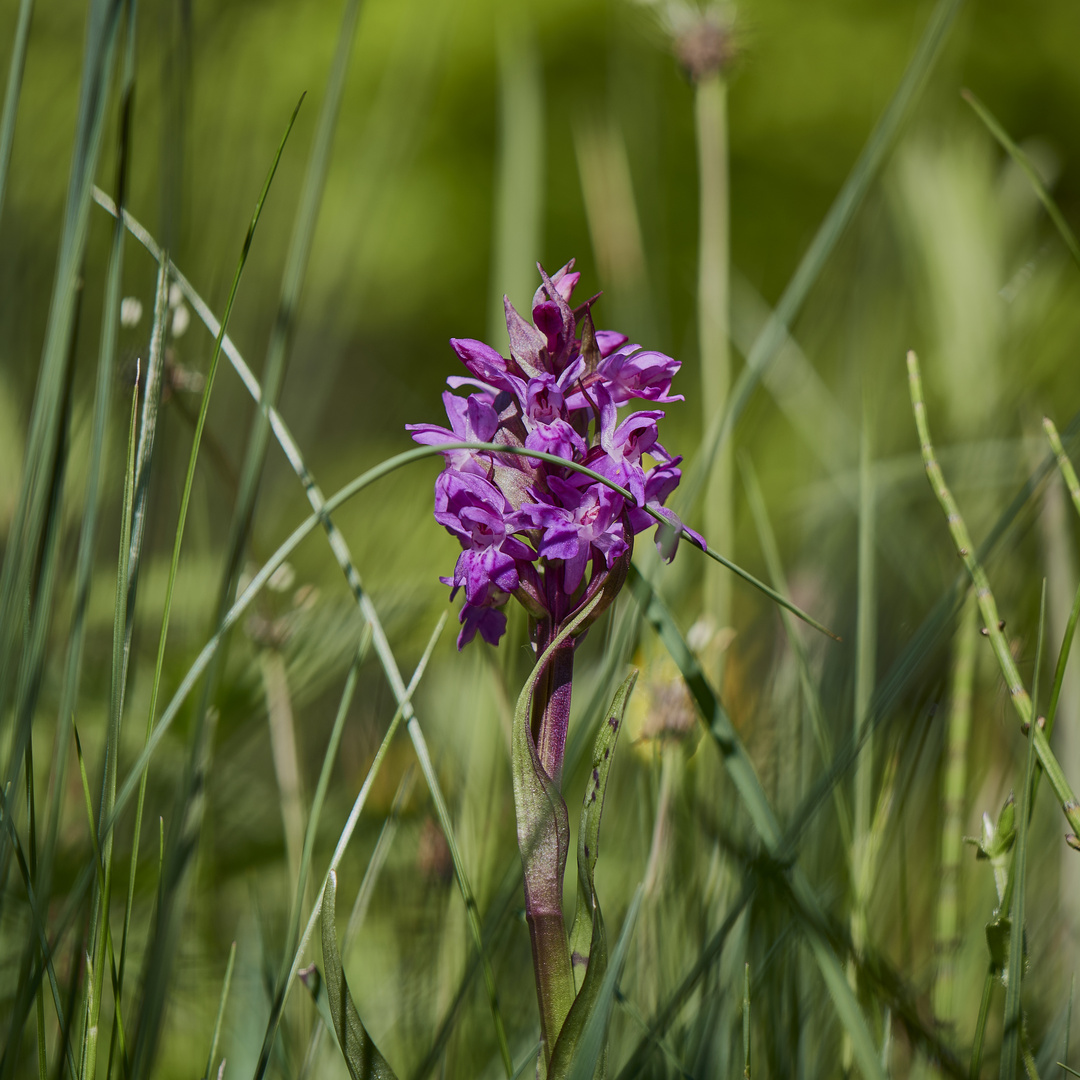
[512,593,604,1063]
[563,886,644,1080]
[548,672,637,1079]
[320,870,397,1080]
[568,670,637,989]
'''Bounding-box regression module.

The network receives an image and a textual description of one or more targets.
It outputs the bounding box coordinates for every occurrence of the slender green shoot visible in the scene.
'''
[202,941,236,1080]
[216,0,364,650]
[696,67,733,641]
[1044,417,1080,521]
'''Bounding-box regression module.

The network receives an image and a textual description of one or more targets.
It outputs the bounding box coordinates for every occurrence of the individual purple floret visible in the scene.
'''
[407,259,703,650]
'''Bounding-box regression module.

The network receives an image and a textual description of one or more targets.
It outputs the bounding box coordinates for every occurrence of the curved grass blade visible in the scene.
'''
[321,870,398,1079]
[962,91,1080,272]
[139,91,304,838]
[549,672,636,1079]
[678,0,965,516]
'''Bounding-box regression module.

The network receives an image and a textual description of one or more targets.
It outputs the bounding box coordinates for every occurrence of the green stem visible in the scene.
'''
[696,70,732,651]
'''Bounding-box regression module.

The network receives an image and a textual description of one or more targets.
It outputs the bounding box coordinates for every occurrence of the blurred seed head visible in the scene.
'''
[268,561,296,593]
[417,816,453,884]
[120,296,143,327]
[171,302,191,338]
[633,1,738,80]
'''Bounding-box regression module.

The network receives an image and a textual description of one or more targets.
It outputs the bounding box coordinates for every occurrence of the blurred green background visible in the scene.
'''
[4,0,1080,1076]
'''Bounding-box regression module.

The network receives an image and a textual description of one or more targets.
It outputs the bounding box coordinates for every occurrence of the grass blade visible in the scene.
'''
[251,627,374,1078]
[743,962,751,1080]
[321,870,397,1079]
[203,941,237,1080]
[933,593,978,1031]
[0,0,122,779]
[696,68,733,639]
[1044,417,1080,522]
[0,0,34,223]
[297,766,414,1080]
[489,5,543,340]
[962,91,1080,272]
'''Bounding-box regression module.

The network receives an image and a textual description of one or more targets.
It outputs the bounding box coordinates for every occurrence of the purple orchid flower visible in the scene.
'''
[516,476,630,594]
[406,391,499,474]
[407,259,707,1068]
[627,458,707,559]
[434,470,534,605]
[409,257,700,649]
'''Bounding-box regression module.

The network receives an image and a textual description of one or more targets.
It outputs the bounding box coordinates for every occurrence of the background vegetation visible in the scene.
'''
[2,0,1080,1076]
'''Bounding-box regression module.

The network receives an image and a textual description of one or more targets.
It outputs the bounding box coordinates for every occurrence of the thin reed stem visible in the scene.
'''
[696,70,732,653]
